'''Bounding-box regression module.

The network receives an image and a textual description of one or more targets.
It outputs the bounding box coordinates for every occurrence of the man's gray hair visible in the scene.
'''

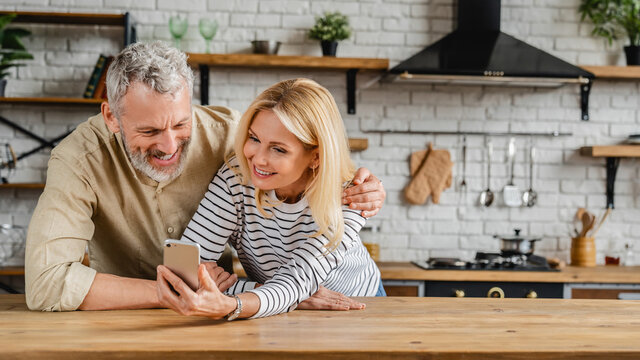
[106,41,194,118]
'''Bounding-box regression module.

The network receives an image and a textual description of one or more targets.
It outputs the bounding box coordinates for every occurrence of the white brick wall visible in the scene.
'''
[0,0,639,271]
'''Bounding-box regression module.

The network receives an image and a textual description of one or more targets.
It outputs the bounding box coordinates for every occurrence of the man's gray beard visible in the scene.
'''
[121,132,190,183]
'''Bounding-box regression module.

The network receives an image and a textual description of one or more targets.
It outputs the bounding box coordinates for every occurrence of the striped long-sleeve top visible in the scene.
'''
[180,156,381,318]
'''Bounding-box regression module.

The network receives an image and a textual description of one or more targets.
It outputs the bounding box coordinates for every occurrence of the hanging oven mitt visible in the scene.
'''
[404,143,453,205]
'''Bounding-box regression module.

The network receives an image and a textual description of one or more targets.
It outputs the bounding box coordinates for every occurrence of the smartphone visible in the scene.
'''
[163,239,201,291]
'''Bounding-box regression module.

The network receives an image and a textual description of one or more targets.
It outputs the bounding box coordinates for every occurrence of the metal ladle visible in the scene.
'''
[522,145,537,207]
[479,138,494,207]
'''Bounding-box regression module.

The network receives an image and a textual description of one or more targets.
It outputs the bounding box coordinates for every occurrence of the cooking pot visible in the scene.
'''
[495,229,541,256]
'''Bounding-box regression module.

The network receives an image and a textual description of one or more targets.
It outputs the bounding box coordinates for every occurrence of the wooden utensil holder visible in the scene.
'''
[571,237,596,267]
[363,242,380,261]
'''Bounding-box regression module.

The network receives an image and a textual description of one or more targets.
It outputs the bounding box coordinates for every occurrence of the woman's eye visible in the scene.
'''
[249,136,260,143]
[273,147,286,154]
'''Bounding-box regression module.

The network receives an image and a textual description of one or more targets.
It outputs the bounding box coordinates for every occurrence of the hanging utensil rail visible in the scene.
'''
[363,130,572,137]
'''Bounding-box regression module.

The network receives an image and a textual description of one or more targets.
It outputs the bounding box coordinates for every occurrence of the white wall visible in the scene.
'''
[0,0,638,269]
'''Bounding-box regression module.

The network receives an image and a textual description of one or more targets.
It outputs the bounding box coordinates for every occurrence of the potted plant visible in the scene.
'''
[579,0,640,65]
[308,12,352,57]
[0,13,34,97]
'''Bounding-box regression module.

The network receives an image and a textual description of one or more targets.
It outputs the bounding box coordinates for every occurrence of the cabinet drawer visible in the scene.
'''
[572,288,640,299]
[382,280,423,297]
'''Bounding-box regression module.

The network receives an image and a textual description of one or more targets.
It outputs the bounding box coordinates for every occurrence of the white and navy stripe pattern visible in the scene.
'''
[181,157,381,318]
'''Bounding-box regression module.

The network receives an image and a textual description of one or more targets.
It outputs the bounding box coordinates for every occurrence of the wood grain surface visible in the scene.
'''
[378,262,640,283]
[580,145,640,158]
[186,53,389,71]
[580,65,640,80]
[1,294,640,359]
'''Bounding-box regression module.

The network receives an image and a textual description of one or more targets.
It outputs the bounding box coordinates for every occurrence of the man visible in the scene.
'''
[25,41,385,311]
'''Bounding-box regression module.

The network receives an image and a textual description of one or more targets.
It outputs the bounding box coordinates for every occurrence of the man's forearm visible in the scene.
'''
[78,273,160,310]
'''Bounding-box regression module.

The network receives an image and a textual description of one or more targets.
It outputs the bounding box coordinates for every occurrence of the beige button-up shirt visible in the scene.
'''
[25,105,240,311]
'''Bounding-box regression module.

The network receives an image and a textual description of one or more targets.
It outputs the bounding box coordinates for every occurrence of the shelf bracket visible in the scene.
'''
[199,65,210,106]
[580,79,592,121]
[0,115,71,170]
[605,157,620,209]
[123,12,137,46]
[347,69,358,114]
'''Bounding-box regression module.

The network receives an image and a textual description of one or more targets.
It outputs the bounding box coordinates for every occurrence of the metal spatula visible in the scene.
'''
[503,137,522,207]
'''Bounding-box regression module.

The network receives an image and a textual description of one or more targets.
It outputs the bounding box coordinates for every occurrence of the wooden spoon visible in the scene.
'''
[580,212,596,237]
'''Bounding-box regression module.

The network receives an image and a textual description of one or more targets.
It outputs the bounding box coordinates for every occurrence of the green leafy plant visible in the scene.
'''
[308,12,352,42]
[0,13,34,80]
[579,0,640,46]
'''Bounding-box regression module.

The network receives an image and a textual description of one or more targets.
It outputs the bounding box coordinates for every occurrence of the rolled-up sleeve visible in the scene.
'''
[25,156,98,311]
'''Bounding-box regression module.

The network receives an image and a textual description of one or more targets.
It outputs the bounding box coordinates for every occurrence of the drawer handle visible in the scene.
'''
[487,287,505,298]
[526,290,538,299]
[454,289,465,298]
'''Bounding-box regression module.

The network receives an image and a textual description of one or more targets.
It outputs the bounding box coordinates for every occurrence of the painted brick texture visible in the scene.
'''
[0,0,638,269]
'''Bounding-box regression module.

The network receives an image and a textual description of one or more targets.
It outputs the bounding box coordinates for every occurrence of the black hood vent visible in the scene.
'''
[387,0,594,120]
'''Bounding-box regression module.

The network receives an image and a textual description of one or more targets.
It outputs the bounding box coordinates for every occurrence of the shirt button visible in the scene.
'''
[167,227,174,234]
[156,188,162,194]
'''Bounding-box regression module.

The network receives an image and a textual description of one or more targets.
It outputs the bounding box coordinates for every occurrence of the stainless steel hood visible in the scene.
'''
[386,0,594,120]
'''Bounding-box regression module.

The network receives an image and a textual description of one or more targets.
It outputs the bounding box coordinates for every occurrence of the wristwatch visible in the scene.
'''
[225,295,242,321]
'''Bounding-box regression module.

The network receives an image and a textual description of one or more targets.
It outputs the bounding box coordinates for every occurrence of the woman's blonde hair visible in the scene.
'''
[232,78,355,252]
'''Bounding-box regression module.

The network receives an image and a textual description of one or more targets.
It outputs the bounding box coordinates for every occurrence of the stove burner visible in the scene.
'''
[427,257,467,269]
[413,252,556,271]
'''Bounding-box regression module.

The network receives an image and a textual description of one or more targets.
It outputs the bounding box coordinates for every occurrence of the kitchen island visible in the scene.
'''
[2,294,639,359]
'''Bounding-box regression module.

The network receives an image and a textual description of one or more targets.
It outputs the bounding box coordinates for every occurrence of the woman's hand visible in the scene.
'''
[297,286,365,310]
[202,262,238,293]
[342,167,386,218]
[156,264,236,319]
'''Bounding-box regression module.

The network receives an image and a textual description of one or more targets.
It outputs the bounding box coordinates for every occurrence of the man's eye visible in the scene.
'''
[142,130,157,135]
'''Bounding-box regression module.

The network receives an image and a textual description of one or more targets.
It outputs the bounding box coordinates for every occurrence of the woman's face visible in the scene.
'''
[243,110,318,202]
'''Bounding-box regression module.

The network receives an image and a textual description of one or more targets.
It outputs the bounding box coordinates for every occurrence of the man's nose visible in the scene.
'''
[156,130,179,155]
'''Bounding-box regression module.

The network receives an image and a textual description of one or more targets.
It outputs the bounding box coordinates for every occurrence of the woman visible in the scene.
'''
[157,78,382,320]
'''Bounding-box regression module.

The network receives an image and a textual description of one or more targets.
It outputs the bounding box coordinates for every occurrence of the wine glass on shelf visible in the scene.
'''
[169,14,188,50]
[198,18,218,54]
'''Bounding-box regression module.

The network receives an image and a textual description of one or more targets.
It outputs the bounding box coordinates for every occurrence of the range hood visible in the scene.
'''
[386,0,594,120]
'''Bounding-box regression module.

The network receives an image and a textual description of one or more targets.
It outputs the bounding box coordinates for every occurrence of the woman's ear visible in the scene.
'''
[309,148,320,170]
[101,102,121,134]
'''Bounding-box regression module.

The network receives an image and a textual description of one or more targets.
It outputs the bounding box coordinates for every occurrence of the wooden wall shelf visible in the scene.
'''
[186,53,389,71]
[580,145,640,157]
[0,11,129,26]
[0,183,45,189]
[580,65,640,80]
[186,53,389,115]
[580,145,640,208]
[0,97,103,106]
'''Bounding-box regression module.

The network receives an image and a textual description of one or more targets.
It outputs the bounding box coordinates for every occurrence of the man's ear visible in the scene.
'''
[101,102,121,134]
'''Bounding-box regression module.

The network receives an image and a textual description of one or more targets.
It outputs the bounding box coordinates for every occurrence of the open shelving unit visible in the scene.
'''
[185,53,389,115]
[0,11,136,170]
[580,145,640,209]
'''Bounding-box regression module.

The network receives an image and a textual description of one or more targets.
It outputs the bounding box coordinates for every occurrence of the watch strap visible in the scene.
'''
[225,295,242,321]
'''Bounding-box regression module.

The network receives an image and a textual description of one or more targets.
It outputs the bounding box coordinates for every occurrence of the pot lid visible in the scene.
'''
[495,228,541,242]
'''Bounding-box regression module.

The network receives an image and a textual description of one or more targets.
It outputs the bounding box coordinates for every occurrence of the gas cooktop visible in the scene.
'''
[412,252,558,272]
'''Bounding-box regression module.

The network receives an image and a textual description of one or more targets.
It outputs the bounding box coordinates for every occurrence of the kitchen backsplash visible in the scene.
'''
[0,0,638,267]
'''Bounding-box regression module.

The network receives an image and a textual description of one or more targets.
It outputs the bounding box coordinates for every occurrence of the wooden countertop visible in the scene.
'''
[378,262,640,283]
[1,294,639,359]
